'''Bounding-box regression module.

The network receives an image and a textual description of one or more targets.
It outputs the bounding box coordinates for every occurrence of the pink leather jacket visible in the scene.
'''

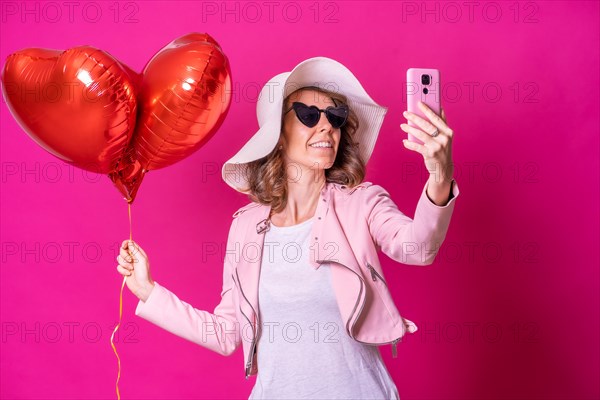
[135,179,460,379]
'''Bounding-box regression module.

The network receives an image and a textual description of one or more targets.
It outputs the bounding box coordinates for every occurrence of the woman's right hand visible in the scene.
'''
[116,240,155,302]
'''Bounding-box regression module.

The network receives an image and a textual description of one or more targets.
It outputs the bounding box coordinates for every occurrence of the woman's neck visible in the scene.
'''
[270,177,326,226]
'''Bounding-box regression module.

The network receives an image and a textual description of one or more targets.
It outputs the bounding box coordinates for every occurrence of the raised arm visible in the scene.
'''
[365,179,460,265]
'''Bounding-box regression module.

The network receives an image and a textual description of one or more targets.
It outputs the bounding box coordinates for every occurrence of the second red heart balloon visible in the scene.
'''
[110,33,232,203]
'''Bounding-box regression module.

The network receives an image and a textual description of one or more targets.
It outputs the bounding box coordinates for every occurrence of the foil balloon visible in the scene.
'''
[1,46,138,175]
[109,33,233,202]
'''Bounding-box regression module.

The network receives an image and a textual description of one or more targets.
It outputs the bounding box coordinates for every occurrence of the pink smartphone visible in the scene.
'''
[406,68,441,144]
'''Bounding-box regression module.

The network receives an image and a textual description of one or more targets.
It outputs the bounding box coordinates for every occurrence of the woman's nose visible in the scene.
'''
[316,112,332,131]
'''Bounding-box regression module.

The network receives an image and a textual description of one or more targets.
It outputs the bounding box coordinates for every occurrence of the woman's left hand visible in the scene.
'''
[400,101,454,184]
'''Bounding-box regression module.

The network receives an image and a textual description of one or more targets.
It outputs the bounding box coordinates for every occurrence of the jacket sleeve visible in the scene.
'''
[364,179,460,265]
[134,217,241,356]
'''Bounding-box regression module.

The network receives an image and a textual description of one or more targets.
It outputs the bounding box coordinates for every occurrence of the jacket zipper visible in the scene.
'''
[391,337,400,358]
[232,271,260,379]
[366,262,387,285]
[364,263,404,357]
[326,260,404,358]
[317,259,364,338]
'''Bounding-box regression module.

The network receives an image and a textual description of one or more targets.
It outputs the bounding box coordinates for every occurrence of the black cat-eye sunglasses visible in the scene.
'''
[284,101,349,129]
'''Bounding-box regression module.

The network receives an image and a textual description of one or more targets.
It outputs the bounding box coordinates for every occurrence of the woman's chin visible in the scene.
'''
[310,157,336,168]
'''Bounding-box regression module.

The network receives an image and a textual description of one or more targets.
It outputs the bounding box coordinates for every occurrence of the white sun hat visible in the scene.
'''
[221,56,388,194]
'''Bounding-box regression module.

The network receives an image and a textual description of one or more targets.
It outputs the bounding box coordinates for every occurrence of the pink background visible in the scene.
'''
[1,1,598,399]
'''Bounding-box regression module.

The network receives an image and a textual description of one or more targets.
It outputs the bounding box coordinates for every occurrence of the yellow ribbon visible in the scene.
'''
[110,201,133,399]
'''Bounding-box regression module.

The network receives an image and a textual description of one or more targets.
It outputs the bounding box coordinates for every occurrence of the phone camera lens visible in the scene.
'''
[423,88,429,94]
[421,74,431,85]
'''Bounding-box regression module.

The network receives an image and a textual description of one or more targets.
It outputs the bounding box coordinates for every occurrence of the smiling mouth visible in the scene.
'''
[309,142,333,149]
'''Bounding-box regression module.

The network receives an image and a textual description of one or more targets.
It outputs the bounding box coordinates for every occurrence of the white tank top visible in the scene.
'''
[249,216,400,399]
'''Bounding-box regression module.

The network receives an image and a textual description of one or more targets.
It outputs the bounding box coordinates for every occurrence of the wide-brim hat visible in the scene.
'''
[221,56,388,194]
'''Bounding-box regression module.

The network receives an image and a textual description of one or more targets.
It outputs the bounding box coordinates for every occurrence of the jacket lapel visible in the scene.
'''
[313,196,367,338]
[234,206,269,323]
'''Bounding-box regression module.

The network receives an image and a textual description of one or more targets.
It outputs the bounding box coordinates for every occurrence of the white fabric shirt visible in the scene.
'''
[249,215,400,400]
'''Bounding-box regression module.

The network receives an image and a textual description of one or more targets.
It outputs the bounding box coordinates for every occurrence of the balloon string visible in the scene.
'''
[110,202,132,400]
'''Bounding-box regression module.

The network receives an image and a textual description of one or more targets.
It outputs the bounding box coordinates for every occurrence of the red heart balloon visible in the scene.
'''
[137,33,232,170]
[1,46,138,174]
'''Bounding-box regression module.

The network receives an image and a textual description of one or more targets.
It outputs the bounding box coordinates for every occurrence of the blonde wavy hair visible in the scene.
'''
[243,86,366,215]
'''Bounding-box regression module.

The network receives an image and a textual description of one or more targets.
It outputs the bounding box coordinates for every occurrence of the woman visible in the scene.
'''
[116,57,459,399]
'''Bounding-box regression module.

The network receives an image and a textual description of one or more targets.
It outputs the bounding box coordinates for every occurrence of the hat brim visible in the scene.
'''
[222,57,388,194]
